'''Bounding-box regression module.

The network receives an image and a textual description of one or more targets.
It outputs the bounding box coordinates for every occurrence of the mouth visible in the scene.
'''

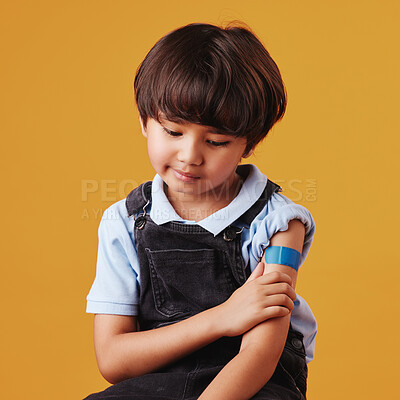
[172,169,200,183]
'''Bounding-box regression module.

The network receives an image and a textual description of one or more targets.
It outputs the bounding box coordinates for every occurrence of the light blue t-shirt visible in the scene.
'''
[86,164,317,363]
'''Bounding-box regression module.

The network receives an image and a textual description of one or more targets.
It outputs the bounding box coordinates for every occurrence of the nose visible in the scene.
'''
[177,138,203,166]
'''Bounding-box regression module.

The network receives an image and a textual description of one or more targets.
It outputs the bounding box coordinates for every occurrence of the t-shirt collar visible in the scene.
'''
[150,164,267,236]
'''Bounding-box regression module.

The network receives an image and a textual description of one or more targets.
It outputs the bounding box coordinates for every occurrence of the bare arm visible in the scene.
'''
[94,307,225,384]
[198,219,305,400]
[93,268,296,384]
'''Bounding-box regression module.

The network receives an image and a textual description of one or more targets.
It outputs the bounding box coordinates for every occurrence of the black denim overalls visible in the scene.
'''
[85,176,308,400]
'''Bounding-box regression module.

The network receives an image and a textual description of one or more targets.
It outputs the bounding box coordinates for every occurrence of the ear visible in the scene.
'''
[242,147,254,158]
[139,116,147,138]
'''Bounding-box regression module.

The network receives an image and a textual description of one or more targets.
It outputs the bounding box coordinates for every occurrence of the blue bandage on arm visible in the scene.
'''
[264,246,301,271]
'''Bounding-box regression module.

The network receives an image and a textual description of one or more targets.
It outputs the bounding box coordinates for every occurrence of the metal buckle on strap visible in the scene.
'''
[134,199,150,230]
[223,226,245,242]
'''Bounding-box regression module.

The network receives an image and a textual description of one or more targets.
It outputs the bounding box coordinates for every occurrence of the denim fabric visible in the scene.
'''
[84,180,307,400]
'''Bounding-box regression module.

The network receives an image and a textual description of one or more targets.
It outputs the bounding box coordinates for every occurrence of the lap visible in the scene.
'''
[83,371,188,399]
[84,363,305,400]
[84,329,307,400]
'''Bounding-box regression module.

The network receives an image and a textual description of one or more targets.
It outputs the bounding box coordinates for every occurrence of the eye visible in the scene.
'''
[207,140,230,147]
[162,127,181,137]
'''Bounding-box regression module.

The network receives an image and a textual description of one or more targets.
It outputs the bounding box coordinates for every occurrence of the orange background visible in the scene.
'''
[1,1,399,399]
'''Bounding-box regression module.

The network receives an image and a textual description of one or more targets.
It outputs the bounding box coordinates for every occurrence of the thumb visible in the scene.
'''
[245,261,265,284]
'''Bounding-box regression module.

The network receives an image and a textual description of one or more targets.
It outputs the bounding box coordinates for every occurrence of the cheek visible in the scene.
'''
[212,148,244,168]
[147,139,171,166]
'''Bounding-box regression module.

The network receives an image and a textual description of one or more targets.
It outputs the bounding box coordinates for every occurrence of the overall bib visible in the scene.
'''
[85,177,308,400]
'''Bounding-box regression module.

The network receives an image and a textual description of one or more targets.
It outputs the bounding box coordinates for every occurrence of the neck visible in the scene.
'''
[166,173,244,222]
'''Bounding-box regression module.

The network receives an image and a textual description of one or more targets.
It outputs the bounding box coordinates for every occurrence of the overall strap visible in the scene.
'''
[239,179,282,226]
[126,181,152,217]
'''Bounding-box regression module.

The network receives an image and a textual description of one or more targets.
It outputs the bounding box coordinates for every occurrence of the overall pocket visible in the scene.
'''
[145,248,235,318]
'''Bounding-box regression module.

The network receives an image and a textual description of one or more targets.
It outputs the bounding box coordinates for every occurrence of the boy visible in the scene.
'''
[86,22,316,399]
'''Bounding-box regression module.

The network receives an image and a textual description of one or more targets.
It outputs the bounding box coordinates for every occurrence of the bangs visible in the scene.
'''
[134,23,286,150]
[155,54,248,137]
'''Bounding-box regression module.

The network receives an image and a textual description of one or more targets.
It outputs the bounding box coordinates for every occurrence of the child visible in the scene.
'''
[85,22,316,400]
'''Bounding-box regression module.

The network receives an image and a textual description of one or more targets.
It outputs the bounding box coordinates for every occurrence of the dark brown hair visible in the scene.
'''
[134,22,287,154]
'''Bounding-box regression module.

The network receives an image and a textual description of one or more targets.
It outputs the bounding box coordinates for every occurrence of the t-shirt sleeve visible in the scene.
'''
[248,193,316,268]
[86,204,140,315]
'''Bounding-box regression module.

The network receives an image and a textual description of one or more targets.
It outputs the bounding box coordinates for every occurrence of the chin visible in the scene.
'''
[167,180,201,195]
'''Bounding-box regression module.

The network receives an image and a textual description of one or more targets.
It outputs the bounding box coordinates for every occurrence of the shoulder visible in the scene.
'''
[256,191,316,237]
[97,194,143,250]
[244,193,315,266]
[246,191,316,265]
[102,198,129,221]
[100,199,132,233]
[101,178,154,227]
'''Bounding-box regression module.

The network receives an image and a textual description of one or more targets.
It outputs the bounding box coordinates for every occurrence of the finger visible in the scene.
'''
[260,282,296,301]
[245,262,265,284]
[261,294,295,311]
[258,271,293,286]
[262,306,291,320]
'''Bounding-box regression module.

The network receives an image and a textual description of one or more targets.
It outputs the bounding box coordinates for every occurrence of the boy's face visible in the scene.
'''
[140,115,252,203]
